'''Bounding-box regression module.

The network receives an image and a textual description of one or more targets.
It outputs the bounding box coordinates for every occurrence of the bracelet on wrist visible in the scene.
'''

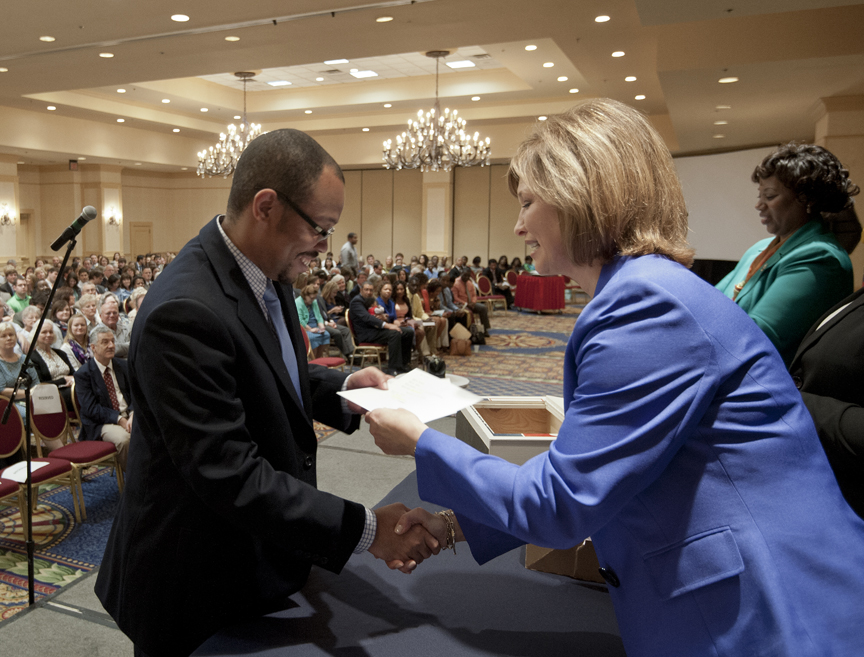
[436,509,456,554]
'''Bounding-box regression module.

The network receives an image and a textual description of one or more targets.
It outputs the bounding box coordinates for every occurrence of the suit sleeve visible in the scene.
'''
[135,299,364,570]
[74,364,120,427]
[745,245,851,359]
[416,283,718,561]
[800,392,864,466]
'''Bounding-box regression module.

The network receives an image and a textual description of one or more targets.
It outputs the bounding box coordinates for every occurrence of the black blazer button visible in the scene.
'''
[791,375,803,390]
[598,567,620,588]
[303,456,313,469]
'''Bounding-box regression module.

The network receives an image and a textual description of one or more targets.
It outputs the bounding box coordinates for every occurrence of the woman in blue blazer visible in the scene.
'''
[367,100,864,657]
[716,143,857,365]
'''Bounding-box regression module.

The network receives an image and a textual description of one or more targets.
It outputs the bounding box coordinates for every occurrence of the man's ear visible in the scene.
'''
[250,189,280,226]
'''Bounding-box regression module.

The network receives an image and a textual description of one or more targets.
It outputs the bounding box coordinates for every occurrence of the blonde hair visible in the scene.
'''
[64,314,90,347]
[508,99,693,267]
[0,321,17,339]
[76,293,99,311]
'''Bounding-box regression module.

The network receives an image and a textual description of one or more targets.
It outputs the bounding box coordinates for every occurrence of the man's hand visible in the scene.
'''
[369,503,440,573]
[345,367,391,414]
[365,408,427,456]
[383,322,400,332]
[119,416,130,432]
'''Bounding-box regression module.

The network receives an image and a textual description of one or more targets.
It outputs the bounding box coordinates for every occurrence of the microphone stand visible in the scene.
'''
[0,237,77,606]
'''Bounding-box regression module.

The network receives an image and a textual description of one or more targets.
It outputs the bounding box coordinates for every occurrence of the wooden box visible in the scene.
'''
[455,396,564,465]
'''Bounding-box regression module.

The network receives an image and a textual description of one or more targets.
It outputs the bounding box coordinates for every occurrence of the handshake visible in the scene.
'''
[368,504,463,574]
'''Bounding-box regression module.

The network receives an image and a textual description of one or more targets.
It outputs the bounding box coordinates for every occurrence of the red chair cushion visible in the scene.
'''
[0,478,19,498]
[50,442,117,463]
[17,458,71,483]
[31,411,68,440]
[310,357,346,368]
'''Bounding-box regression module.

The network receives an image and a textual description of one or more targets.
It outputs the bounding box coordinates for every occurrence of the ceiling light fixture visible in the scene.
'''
[173,128,180,132]
[543,62,554,68]
[384,103,392,108]
[569,88,579,93]
[714,120,728,125]
[324,59,349,65]
[713,134,725,139]
[107,205,120,225]
[557,76,568,82]
[200,108,208,112]
[198,71,263,178]
[39,36,55,42]
[525,45,537,51]
[383,50,490,173]
[0,203,15,226]
[612,51,625,57]
[162,99,170,104]
[225,36,240,42]
[171,14,190,22]
[117,88,126,93]
[99,53,114,58]
[350,70,378,78]
[305,110,312,114]
[362,128,370,132]
[716,105,732,110]
[445,60,474,69]
[376,16,393,22]
[117,118,125,123]
[47,106,56,111]
[471,96,480,101]
[78,157,86,160]
[267,80,291,86]
[625,76,637,82]
[234,115,241,119]
[718,77,738,84]
[595,15,610,22]
[0,68,8,73]
[181,167,188,171]
[316,77,324,81]
[635,94,646,100]
[538,116,547,121]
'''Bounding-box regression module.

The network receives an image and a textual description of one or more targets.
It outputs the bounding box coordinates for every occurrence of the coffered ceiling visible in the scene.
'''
[1,0,862,170]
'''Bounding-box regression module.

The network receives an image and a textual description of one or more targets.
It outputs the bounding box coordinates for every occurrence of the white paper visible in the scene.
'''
[2,460,51,483]
[32,384,62,415]
[338,368,483,423]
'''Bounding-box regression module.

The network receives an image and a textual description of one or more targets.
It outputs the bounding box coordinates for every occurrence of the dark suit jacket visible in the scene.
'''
[348,294,386,343]
[73,356,131,441]
[789,286,864,518]
[95,217,364,656]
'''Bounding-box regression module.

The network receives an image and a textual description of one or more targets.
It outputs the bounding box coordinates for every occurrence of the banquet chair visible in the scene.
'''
[505,269,519,291]
[302,328,346,371]
[0,395,82,527]
[68,380,81,431]
[561,276,590,305]
[0,477,23,533]
[29,384,124,521]
[476,275,508,312]
[345,310,385,369]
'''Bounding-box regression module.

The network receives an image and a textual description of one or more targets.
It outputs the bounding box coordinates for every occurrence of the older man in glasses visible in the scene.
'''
[96,129,438,657]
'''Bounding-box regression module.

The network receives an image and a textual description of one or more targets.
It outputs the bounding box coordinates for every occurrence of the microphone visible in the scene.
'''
[50,206,98,251]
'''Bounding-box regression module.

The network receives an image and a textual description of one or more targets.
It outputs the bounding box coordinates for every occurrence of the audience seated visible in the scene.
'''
[482,259,514,309]
[348,282,413,374]
[452,271,491,336]
[29,319,75,410]
[74,325,132,470]
[95,293,132,358]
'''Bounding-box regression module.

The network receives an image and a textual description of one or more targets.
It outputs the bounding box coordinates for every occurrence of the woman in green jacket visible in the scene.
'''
[294,283,330,359]
[717,143,858,365]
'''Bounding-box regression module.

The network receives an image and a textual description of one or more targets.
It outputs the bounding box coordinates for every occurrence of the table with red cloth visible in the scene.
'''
[513,274,565,312]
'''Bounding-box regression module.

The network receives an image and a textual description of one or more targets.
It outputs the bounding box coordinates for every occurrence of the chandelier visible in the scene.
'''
[197,71,263,178]
[383,51,491,172]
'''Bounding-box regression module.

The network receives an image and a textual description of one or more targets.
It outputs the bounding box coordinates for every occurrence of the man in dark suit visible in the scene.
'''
[96,129,437,657]
[482,259,513,309]
[74,325,132,469]
[349,281,414,374]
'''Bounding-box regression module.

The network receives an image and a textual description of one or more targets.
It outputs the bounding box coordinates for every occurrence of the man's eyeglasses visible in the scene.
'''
[272,189,335,238]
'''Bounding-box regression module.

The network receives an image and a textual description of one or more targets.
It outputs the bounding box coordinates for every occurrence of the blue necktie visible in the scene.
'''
[262,282,302,402]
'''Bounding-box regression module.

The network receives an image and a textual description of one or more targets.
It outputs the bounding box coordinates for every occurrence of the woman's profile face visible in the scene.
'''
[755,176,809,239]
[337,278,346,291]
[514,180,570,276]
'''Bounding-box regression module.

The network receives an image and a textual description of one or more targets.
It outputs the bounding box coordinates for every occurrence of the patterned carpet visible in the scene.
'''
[1,303,584,620]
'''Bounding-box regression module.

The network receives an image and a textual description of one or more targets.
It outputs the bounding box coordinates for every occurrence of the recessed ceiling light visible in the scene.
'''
[361,128,370,132]
[117,118,125,123]
[538,116,547,121]
[350,70,378,78]
[135,162,142,166]
[47,106,56,111]
[39,36,55,42]
[181,167,188,171]
[171,14,190,22]
[233,115,241,120]
[612,51,625,58]
[225,36,240,42]
[161,99,170,104]
[383,103,392,108]
[100,53,114,58]
[595,15,611,22]
[525,45,537,51]
[172,128,180,132]
[376,16,393,22]
[716,105,732,110]
[569,88,579,93]
[117,88,126,93]
[17,161,25,164]
[315,77,324,82]
[713,134,725,139]
[200,108,208,112]
[557,76,568,82]
[305,110,312,114]
[635,94,646,100]
[446,60,475,69]
[543,62,554,68]
[267,80,291,87]
[0,68,8,73]
[625,76,637,82]
[471,96,480,101]
[714,120,728,125]
[718,77,738,84]
[324,59,349,65]
[78,157,86,161]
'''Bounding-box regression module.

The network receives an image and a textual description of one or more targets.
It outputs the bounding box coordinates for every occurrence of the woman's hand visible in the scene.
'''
[365,408,427,456]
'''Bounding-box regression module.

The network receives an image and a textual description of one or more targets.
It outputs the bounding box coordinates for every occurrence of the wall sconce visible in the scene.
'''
[107,205,120,226]
[0,202,14,226]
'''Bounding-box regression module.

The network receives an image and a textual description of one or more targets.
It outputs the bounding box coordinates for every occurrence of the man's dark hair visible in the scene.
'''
[226,129,344,219]
[136,255,144,262]
[341,266,356,279]
[347,232,357,239]
[488,259,497,266]
[31,289,51,308]
[473,256,482,265]
[460,271,471,281]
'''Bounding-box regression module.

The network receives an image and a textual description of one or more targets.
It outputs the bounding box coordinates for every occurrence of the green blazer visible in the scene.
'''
[294,294,325,328]
[717,220,853,365]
